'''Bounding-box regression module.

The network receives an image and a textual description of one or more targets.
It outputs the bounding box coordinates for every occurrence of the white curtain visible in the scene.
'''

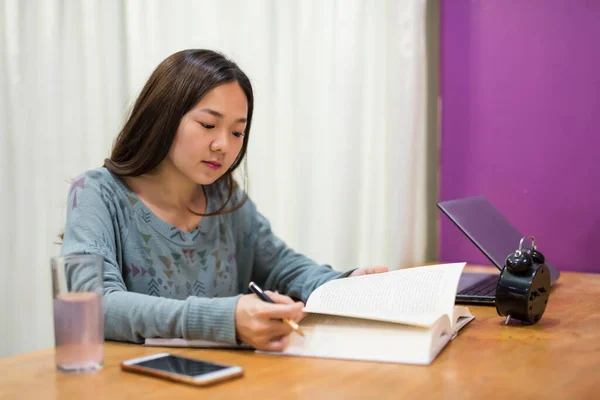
[0,0,432,357]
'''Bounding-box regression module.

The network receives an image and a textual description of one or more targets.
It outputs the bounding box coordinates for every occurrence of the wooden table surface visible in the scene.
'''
[1,266,599,399]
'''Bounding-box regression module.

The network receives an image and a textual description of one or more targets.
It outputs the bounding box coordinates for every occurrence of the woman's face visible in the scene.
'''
[167,81,248,185]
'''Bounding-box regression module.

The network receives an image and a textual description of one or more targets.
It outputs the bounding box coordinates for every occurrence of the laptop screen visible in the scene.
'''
[438,196,559,283]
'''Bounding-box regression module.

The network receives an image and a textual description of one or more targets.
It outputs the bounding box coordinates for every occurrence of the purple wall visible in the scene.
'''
[439,0,600,273]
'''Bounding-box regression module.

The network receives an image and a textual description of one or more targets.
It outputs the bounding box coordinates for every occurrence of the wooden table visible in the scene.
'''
[1,266,599,399]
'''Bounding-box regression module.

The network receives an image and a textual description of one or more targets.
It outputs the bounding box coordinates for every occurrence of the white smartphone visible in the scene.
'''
[121,352,243,386]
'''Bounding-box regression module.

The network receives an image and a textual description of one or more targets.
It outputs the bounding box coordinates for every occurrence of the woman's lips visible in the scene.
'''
[202,161,222,170]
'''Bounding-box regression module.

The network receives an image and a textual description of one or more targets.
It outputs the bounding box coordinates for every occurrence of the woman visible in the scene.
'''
[61,49,387,351]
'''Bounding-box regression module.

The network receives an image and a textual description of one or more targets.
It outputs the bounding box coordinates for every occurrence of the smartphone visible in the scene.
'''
[121,352,243,386]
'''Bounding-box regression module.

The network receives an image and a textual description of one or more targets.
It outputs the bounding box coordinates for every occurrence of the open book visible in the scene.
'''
[261,262,474,365]
[146,263,474,365]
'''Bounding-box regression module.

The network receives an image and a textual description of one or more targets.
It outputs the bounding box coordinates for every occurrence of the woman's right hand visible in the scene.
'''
[235,291,305,351]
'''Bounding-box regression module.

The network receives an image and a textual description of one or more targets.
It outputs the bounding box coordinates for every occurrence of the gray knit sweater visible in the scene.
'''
[61,167,349,344]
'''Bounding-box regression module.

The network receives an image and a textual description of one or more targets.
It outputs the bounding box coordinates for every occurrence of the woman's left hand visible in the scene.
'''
[348,266,389,277]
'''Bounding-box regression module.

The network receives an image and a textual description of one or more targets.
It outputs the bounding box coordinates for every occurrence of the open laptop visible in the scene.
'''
[438,196,560,305]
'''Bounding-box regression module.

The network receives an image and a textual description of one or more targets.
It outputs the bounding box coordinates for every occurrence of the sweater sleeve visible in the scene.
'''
[61,172,240,344]
[246,199,353,303]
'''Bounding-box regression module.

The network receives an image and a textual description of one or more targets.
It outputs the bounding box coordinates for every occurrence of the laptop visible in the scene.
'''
[437,196,560,305]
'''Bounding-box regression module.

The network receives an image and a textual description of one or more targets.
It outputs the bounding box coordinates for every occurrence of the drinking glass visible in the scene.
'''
[51,254,104,373]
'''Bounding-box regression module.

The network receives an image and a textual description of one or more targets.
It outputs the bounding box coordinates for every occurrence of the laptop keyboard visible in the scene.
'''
[458,275,499,297]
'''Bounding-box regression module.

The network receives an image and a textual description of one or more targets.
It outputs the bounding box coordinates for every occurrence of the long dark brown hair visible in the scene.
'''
[105,49,253,215]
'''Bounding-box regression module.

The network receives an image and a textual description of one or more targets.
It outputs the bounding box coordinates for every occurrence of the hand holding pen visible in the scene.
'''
[248,282,305,337]
[234,282,306,351]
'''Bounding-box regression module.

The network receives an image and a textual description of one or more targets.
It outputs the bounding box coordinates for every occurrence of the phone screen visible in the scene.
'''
[135,355,230,377]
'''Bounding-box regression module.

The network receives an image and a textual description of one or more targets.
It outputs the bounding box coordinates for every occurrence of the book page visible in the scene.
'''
[259,313,452,365]
[304,263,466,326]
[451,305,475,334]
[144,338,252,349]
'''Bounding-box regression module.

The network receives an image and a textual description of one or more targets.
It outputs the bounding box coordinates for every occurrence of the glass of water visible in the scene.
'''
[51,254,104,373]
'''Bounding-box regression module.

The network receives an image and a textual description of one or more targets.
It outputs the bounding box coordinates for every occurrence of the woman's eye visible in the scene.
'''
[232,131,245,138]
[200,122,215,129]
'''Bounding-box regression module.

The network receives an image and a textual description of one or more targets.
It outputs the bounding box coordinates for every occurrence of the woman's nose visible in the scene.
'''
[210,129,229,152]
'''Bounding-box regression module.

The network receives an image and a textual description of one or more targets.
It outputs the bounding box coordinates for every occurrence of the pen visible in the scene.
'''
[248,281,305,337]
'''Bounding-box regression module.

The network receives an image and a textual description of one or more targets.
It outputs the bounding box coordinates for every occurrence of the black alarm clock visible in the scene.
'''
[495,236,551,325]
